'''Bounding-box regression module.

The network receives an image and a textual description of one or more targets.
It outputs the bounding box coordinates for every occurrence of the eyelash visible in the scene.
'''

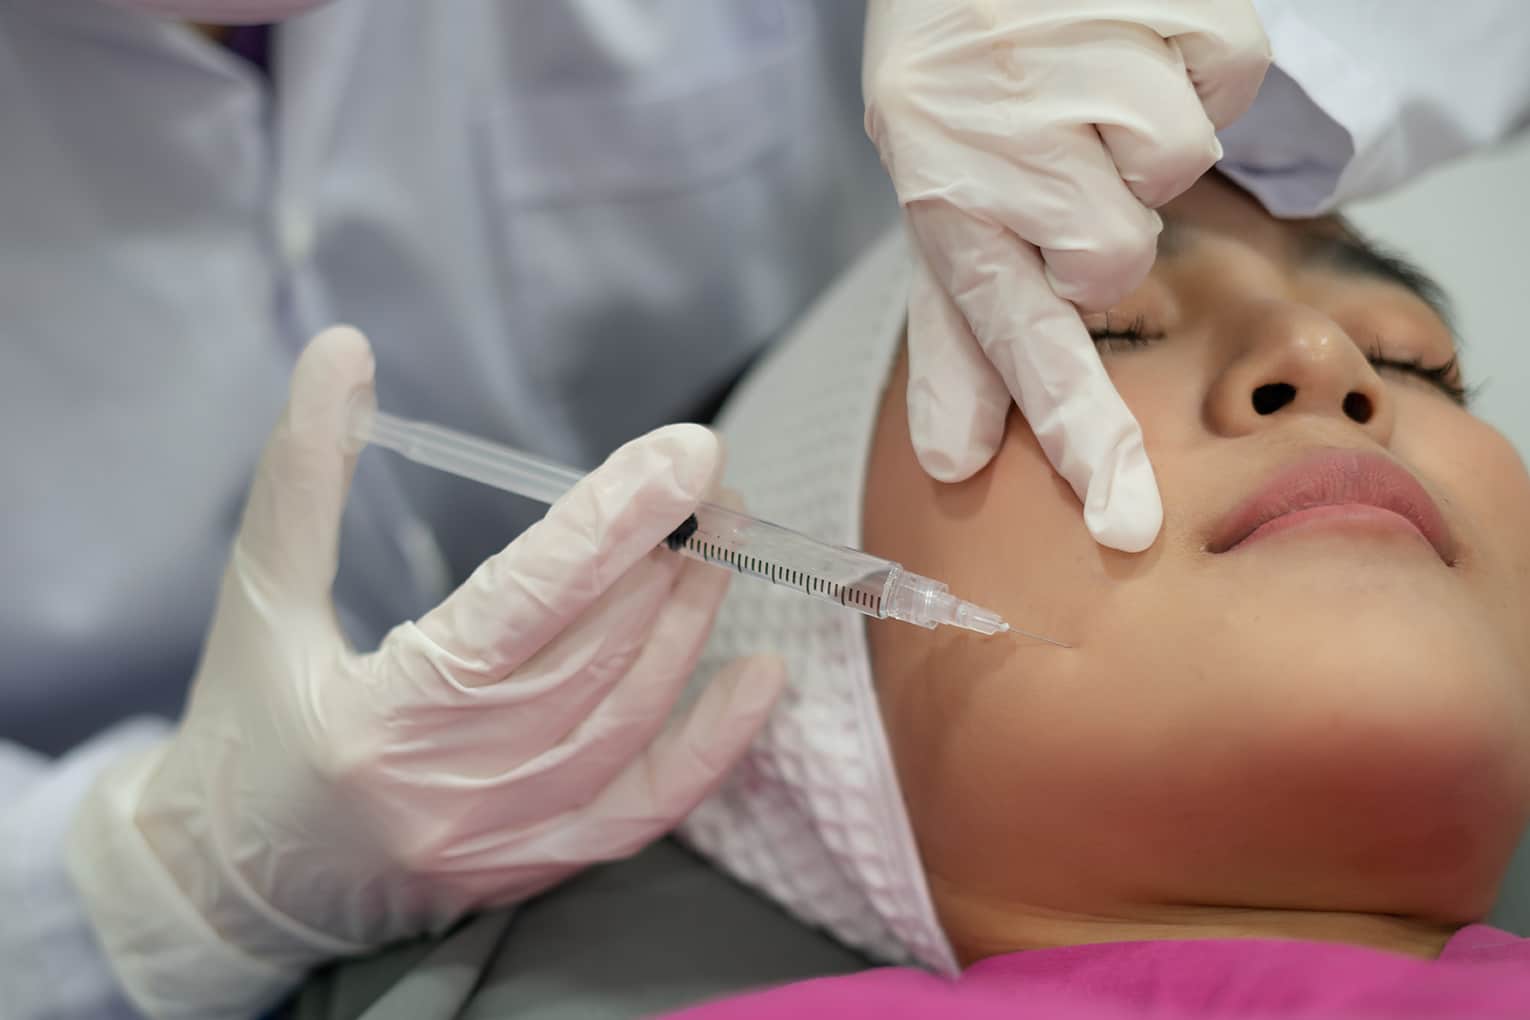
[1085,323,1470,406]
[1365,349,1469,405]
[1087,315,1156,350]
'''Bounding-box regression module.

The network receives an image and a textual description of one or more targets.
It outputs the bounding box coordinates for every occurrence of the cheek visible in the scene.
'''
[870,411,1187,894]
[878,384,1530,921]
[870,349,1202,659]
[917,408,1166,653]
[1395,403,1530,652]
[1099,344,1214,464]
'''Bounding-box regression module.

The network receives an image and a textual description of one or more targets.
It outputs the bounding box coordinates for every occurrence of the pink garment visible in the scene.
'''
[668,925,1530,1019]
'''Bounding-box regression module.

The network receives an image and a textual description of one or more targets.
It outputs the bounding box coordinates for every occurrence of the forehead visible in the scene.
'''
[1159,175,1453,332]
[1156,171,1297,256]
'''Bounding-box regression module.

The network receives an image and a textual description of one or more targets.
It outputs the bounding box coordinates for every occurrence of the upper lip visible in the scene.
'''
[1208,449,1456,564]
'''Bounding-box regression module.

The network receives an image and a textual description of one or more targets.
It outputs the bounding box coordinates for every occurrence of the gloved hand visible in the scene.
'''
[68,326,784,1020]
[864,1,1270,551]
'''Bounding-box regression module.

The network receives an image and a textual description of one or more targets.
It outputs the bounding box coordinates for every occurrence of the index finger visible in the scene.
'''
[416,424,722,680]
[907,202,1162,550]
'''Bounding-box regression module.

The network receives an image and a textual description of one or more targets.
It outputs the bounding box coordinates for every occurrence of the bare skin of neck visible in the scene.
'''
[931,876,1458,967]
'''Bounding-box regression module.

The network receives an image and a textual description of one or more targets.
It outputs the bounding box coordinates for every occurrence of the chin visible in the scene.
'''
[1204,615,1530,920]
[1084,586,1530,921]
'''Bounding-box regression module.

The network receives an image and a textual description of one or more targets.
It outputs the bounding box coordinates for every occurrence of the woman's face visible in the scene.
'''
[864,174,1530,962]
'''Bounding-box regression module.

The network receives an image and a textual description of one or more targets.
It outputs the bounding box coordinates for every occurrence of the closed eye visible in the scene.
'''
[1086,320,1471,407]
[1087,314,1162,352]
[1366,346,1470,406]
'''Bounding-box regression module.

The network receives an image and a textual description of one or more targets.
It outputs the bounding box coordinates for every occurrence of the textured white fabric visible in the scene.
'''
[678,230,958,975]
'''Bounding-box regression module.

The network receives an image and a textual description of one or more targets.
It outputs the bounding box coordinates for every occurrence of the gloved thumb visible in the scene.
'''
[234,325,375,610]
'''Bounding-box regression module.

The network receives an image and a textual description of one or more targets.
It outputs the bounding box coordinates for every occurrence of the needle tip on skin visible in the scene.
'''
[1005,624,1072,649]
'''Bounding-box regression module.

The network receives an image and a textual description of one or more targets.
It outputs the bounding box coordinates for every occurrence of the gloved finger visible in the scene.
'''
[904,248,1010,483]
[499,653,786,869]
[1160,6,1271,129]
[909,140,1162,314]
[451,553,734,834]
[236,325,374,611]
[913,204,1162,551]
[372,547,682,775]
[1086,29,1222,210]
[415,423,721,683]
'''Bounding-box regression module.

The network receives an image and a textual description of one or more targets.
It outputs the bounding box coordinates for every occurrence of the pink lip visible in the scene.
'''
[1208,450,1456,564]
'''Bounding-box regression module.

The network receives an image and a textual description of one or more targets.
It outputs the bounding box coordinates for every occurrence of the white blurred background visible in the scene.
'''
[1347,138,1530,455]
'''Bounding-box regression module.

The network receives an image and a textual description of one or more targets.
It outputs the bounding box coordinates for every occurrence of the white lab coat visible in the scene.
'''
[1221,1,1530,215]
[0,1,1526,1017]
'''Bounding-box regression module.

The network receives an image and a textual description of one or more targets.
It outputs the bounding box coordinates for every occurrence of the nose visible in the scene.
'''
[1205,302,1394,444]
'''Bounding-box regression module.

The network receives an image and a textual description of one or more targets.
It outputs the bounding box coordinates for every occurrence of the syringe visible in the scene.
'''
[349,400,1067,645]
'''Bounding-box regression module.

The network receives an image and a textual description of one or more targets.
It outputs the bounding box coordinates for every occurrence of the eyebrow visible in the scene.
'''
[1156,216,1455,334]
[1301,225,1456,335]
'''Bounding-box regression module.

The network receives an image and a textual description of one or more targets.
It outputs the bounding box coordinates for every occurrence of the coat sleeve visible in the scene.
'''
[0,719,168,1020]
[1217,0,1530,216]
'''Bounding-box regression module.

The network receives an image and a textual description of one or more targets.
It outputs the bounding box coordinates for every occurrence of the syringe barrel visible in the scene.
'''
[354,407,1018,637]
[671,504,897,620]
[355,407,896,613]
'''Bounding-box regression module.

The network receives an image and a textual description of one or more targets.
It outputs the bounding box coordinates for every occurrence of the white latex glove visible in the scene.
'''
[864,1,1270,551]
[68,326,784,1020]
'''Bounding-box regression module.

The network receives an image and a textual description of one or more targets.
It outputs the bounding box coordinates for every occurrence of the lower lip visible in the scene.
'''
[1228,504,1434,553]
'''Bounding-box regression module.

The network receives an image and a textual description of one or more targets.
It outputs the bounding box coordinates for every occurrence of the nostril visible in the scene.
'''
[1252,383,1296,415]
[1343,391,1373,424]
